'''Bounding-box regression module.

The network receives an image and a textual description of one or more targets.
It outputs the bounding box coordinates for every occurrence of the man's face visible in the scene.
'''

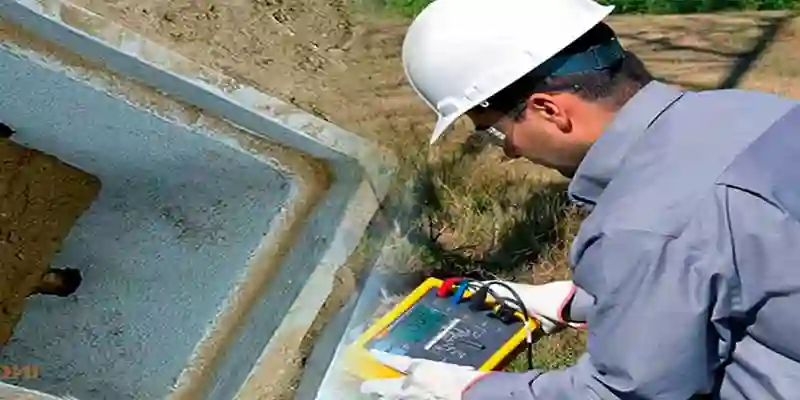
[466,93,605,178]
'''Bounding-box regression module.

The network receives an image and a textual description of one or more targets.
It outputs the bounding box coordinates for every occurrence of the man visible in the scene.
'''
[359,0,800,399]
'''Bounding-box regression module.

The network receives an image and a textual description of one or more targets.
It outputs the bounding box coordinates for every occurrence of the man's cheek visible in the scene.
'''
[503,138,522,159]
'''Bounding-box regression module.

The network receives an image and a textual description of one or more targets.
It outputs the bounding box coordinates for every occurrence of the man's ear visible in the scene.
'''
[528,93,572,133]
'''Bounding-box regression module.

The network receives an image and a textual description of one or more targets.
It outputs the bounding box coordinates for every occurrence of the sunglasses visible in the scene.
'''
[472,82,583,147]
[473,125,507,147]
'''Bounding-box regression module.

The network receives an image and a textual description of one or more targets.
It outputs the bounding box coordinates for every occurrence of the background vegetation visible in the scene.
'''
[380,0,799,18]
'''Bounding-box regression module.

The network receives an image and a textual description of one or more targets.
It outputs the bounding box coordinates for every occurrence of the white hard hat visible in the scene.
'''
[402,0,615,144]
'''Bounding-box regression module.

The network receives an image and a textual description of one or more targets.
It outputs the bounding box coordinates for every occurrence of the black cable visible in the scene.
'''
[460,280,528,320]
[482,281,535,371]
[459,279,535,370]
[464,283,526,314]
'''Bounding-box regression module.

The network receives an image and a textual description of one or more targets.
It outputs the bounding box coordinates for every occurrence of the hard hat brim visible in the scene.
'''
[430,114,459,145]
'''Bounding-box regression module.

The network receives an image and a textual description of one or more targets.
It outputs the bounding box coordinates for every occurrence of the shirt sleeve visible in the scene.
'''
[463,221,741,399]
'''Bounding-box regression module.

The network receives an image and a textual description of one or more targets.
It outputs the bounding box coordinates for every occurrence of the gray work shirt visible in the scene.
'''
[464,81,800,399]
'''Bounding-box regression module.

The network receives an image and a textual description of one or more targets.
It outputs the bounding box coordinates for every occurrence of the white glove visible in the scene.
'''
[481,280,585,334]
[359,350,487,400]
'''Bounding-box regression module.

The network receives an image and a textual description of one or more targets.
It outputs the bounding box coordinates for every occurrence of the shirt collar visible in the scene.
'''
[567,81,686,206]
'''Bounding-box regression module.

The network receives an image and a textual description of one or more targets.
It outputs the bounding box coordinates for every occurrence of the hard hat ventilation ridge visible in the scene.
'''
[539,37,626,79]
[479,37,627,113]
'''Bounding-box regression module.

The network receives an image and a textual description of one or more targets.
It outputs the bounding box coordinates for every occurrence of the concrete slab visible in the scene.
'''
[300,236,419,400]
[0,40,294,399]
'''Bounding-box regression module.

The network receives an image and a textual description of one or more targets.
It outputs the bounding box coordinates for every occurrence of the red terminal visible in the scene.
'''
[437,277,464,297]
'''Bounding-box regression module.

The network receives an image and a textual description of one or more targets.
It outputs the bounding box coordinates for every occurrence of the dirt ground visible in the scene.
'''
[614,11,800,96]
[0,139,100,345]
[69,0,431,165]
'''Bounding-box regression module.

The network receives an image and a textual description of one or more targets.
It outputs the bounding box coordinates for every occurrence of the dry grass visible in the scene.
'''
[369,11,800,372]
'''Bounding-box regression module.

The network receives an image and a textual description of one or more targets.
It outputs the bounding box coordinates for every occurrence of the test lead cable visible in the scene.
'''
[481,280,535,371]
[457,278,536,370]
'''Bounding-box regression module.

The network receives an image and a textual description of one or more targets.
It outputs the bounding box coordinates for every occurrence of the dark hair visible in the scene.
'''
[483,22,654,120]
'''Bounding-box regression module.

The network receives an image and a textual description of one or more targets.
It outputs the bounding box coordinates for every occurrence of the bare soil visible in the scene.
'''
[70,0,434,162]
[612,11,800,96]
[0,139,100,345]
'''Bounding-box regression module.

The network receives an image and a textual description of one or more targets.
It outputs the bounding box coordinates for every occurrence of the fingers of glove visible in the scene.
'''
[360,377,406,398]
[448,363,478,372]
[369,350,415,373]
[369,349,477,375]
[360,378,437,400]
[413,358,476,373]
[537,316,561,334]
[361,379,442,400]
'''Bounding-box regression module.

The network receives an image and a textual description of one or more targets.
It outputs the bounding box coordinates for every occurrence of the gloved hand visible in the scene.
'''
[480,280,585,334]
[359,350,487,400]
